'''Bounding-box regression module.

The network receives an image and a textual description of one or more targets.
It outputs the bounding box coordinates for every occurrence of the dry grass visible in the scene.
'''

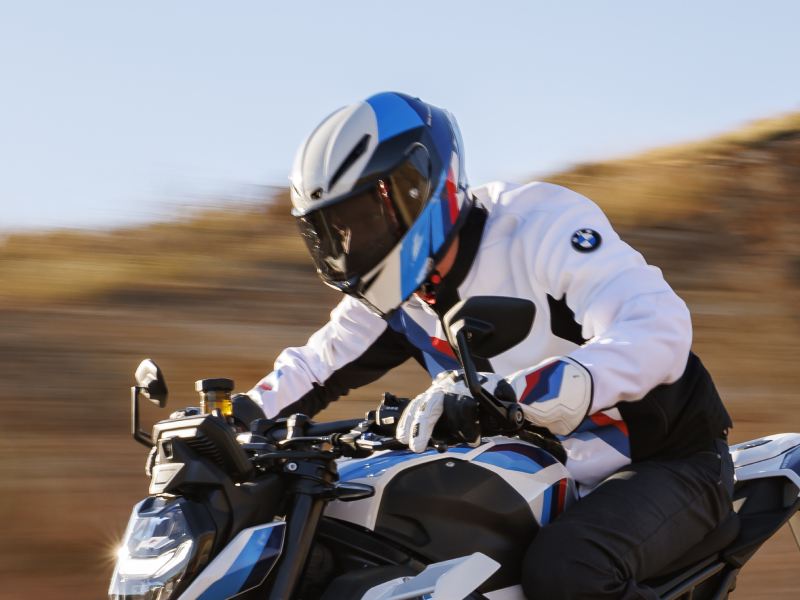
[547,112,800,231]
[0,191,311,305]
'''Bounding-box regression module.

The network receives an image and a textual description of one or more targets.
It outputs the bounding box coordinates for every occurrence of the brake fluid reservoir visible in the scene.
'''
[195,378,234,417]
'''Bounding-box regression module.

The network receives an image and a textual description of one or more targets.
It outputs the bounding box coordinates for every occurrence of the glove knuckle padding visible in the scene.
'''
[409,390,444,453]
[396,395,422,444]
[507,357,593,436]
[397,369,501,452]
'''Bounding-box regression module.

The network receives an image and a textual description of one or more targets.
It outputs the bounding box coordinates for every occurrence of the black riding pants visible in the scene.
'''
[521,441,734,599]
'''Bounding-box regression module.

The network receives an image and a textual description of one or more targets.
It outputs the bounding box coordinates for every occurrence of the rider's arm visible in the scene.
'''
[247,295,416,418]
[517,184,692,415]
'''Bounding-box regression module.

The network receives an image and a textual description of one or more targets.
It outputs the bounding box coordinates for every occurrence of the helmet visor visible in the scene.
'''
[296,146,431,283]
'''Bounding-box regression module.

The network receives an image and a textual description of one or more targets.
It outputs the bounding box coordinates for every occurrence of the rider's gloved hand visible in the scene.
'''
[396,370,503,453]
[502,356,593,436]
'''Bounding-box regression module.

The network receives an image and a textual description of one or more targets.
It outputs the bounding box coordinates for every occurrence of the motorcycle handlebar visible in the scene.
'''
[303,418,365,437]
[259,417,365,443]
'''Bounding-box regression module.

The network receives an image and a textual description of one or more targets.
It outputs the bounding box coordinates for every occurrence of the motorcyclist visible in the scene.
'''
[246,92,734,599]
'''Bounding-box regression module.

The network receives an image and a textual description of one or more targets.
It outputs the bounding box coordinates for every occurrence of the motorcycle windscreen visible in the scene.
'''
[296,146,430,284]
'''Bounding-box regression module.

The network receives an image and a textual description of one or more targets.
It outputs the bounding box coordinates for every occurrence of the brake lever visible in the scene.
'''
[353,433,405,452]
[452,327,524,433]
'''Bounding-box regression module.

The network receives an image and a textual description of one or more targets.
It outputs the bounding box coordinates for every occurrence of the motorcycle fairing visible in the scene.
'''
[725,433,800,562]
[328,436,575,530]
[360,552,500,600]
[177,521,285,600]
[731,433,800,489]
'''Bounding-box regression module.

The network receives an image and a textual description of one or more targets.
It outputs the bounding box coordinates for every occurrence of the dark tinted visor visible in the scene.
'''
[297,145,431,283]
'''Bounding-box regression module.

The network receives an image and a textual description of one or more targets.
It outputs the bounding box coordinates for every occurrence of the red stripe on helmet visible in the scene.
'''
[446,168,459,224]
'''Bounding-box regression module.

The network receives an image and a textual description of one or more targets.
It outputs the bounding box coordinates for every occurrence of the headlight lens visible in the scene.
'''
[109,498,196,600]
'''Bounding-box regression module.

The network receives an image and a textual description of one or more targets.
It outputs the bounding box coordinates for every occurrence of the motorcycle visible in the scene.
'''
[109,296,800,599]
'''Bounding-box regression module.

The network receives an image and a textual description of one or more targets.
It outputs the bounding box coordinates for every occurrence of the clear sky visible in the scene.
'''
[1,1,799,231]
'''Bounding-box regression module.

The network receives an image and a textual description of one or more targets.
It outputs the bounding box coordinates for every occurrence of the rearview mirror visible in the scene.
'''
[443,296,535,432]
[443,296,535,359]
[135,358,168,408]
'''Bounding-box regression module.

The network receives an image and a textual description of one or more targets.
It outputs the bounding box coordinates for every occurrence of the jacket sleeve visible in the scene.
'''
[518,184,692,414]
[247,295,416,418]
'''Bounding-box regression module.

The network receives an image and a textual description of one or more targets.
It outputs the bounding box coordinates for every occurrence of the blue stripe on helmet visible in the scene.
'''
[366,93,424,142]
[429,196,445,251]
[426,106,454,164]
[428,172,449,251]
[399,207,433,299]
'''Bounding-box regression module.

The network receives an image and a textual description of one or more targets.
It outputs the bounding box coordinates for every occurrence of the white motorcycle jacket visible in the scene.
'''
[248,182,731,488]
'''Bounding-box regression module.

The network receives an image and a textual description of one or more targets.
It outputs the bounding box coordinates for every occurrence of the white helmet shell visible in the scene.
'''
[289,92,472,316]
[290,102,379,215]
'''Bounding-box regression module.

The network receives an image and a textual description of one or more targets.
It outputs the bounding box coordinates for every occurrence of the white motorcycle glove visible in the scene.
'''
[396,371,503,453]
[504,356,593,436]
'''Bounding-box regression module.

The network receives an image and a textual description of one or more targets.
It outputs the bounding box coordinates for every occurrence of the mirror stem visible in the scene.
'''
[454,328,509,425]
[131,386,154,447]
[454,327,483,399]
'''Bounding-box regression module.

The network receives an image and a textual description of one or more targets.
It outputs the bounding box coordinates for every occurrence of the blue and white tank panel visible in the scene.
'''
[325,436,576,530]
[176,521,285,599]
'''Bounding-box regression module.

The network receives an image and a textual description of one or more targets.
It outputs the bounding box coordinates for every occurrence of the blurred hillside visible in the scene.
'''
[1,113,799,598]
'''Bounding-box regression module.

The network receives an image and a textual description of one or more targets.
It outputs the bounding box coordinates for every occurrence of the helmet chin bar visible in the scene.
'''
[324,272,389,318]
[327,274,363,295]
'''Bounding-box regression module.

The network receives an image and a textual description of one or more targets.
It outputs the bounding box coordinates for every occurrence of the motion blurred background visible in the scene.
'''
[1,2,799,598]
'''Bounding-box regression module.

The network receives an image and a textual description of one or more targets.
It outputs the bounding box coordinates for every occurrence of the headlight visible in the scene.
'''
[109,498,208,600]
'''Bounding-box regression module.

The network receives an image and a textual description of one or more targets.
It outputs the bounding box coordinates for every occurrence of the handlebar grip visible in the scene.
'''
[305,418,364,436]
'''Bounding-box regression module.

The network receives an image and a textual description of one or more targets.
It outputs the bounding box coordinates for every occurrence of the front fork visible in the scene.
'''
[267,456,337,600]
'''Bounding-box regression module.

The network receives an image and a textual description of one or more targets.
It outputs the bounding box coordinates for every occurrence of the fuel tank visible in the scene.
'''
[325,437,575,588]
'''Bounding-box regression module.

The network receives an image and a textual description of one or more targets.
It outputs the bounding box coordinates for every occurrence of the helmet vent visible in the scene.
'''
[328,134,371,191]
